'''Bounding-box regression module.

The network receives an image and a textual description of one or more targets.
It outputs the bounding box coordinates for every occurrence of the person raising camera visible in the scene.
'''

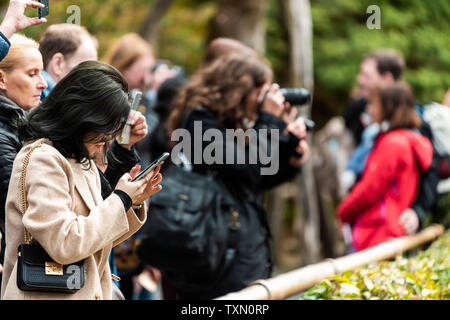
[165,53,309,299]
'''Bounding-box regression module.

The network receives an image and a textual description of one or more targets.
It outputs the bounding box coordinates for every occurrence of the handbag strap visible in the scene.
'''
[20,143,42,244]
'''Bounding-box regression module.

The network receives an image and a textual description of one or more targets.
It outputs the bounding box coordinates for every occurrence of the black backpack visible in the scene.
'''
[137,162,240,292]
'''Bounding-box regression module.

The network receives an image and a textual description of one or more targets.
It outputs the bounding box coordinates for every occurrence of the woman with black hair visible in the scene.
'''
[1,60,163,300]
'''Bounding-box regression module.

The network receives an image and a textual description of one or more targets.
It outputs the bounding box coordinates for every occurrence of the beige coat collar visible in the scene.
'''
[36,138,101,211]
[69,159,102,210]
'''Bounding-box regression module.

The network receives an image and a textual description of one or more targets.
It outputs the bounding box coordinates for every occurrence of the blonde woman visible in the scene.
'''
[0,34,47,277]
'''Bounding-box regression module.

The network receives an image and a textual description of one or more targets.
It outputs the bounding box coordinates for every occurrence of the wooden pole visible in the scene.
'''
[139,0,176,44]
[279,0,321,265]
[208,0,268,53]
[216,224,445,300]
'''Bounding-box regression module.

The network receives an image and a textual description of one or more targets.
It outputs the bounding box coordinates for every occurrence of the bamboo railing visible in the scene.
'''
[216,224,445,300]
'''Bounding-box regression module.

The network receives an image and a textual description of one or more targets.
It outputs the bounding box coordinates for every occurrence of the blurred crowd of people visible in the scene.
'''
[0,0,448,300]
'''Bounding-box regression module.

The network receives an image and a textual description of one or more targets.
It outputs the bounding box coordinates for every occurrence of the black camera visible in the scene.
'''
[280,88,310,106]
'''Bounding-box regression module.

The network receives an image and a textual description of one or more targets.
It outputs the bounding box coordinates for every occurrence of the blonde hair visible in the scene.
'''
[105,33,154,73]
[0,33,40,73]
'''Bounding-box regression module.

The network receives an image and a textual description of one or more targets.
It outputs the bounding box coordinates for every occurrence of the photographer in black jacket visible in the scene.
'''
[166,53,309,299]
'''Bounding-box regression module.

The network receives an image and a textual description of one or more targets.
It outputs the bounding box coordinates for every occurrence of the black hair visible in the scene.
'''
[154,74,187,117]
[366,49,405,80]
[18,60,130,168]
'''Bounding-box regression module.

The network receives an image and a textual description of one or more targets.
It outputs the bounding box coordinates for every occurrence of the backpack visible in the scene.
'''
[137,158,240,292]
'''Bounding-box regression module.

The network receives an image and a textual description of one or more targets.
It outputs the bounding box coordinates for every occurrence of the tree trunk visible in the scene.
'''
[208,0,268,53]
[281,0,314,92]
[139,0,176,45]
[279,0,321,265]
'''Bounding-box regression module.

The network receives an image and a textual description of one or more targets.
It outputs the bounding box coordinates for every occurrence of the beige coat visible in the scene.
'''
[0,138,146,300]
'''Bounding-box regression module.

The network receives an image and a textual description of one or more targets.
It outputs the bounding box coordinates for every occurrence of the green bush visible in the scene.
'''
[301,230,450,300]
[310,0,450,126]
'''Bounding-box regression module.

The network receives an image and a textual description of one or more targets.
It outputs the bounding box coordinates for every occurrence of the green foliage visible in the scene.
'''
[301,230,450,300]
[17,0,154,59]
[310,0,450,124]
[1,0,447,126]
[156,1,216,75]
[265,0,289,86]
[8,0,216,74]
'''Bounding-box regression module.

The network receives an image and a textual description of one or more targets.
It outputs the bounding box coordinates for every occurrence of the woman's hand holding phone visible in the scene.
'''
[115,163,163,205]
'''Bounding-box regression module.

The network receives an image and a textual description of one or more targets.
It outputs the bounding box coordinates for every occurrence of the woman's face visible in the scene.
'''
[1,48,47,110]
[122,55,155,90]
[84,133,114,157]
[367,93,383,124]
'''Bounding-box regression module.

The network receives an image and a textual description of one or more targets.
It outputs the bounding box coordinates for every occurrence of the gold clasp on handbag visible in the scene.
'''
[178,194,189,201]
[229,210,241,229]
[45,262,63,276]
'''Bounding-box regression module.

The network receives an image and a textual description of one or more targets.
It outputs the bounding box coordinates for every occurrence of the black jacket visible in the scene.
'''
[99,141,141,199]
[0,93,26,266]
[344,98,367,146]
[177,108,301,299]
[135,75,186,168]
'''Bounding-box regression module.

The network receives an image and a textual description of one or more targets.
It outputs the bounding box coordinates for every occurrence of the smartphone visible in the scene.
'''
[38,0,49,19]
[132,152,169,182]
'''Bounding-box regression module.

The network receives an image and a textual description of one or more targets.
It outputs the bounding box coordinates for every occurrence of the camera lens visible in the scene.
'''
[280,88,310,106]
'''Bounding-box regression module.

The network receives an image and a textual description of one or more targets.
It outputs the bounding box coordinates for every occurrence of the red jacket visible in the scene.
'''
[338,129,433,251]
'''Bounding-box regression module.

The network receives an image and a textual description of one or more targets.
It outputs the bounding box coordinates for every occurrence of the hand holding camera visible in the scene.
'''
[117,109,148,150]
[145,61,179,92]
[285,105,312,164]
[289,139,310,167]
[287,117,308,140]
[259,83,285,117]
[0,0,47,38]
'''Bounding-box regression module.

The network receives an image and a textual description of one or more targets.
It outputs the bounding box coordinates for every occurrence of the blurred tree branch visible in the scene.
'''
[208,0,268,53]
[139,0,176,44]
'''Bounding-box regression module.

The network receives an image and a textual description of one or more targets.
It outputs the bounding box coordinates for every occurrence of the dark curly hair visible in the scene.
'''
[167,53,273,135]
[18,60,130,168]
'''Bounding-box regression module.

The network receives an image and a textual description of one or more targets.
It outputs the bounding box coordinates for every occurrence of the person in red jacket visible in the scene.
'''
[337,82,433,251]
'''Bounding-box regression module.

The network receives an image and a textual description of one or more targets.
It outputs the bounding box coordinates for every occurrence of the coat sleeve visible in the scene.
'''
[104,140,140,189]
[22,148,144,265]
[337,138,405,223]
[257,113,301,190]
[185,111,300,193]
[0,32,11,62]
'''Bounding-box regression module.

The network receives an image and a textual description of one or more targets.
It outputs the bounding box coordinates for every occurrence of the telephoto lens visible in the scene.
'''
[280,88,310,106]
